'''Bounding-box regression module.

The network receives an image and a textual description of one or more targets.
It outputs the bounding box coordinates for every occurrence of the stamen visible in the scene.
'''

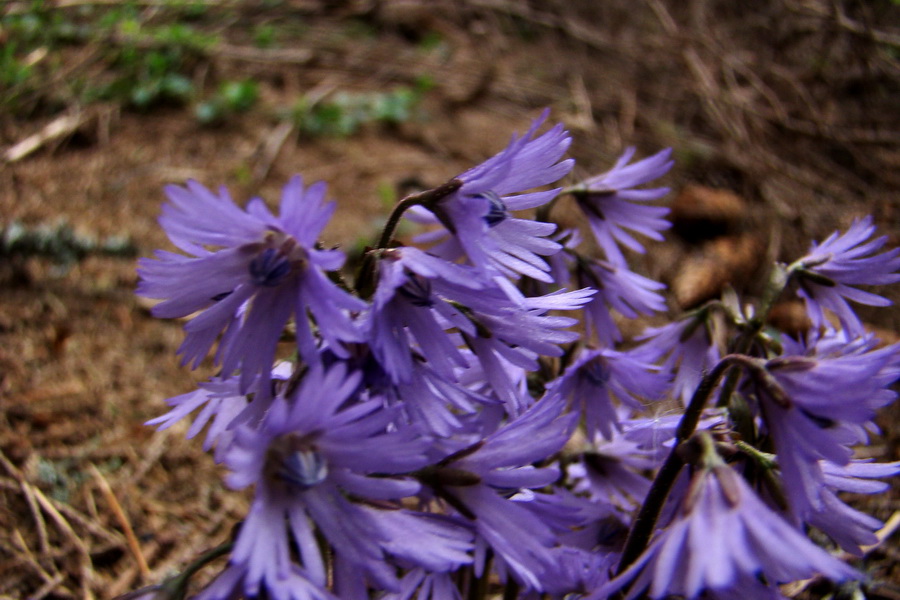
[477,191,508,227]
[398,272,434,307]
[250,248,293,287]
[583,356,611,387]
[277,448,329,490]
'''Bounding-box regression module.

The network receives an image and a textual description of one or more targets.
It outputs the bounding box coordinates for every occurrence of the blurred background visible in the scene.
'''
[1,1,899,597]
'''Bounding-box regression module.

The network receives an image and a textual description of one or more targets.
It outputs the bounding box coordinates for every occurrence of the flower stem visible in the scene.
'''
[376,178,462,250]
[159,541,234,600]
[616,354,751,573]
[354,178,462,299]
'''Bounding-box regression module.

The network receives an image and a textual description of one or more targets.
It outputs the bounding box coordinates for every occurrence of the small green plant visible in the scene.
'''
[292,78,433,137]
[195,78,260,125]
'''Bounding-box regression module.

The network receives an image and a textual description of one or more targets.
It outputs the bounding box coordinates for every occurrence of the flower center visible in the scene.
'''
[266,433,328,491]
[398,272,434,307]
[476,191,508,227]
[248,230,308,287]
[583,356,611,387]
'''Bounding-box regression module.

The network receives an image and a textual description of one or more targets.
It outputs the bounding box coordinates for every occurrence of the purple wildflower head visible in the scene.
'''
[137,176,365,391]
[547,346,668,439]
[792,216,900,336]
[219,361,471,596]
[407,111,573,281]
[569,433,659,516]
[751,345,898,520]
[575,257,667,346]
[598,455,858,599]
[808,459,900,555]
[635,311,721,405]
[573,147,673,265]
[365,245,499,387]
[421,393,577,591]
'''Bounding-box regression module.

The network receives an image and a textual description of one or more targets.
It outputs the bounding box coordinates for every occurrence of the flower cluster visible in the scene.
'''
[135,112,900,599]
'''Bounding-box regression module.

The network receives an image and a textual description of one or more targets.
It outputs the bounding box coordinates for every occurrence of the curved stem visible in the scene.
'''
[616,354,755,573]
[355,178,462,299]
[166,541,234,599]
[376,178,462,250]
[716,263,790,408]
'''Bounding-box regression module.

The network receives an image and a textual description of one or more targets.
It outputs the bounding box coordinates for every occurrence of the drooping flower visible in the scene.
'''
[792,216,900,336]
[635,310,721,405]
[407,111,573,282]
[546,346,667,438]
[596,460,858,600]
[194,562,336,600]
[572,147,673,266]
[366,246,486,384]
[569,433,659,516]
[455,286,595,413]
[754,346,898,520]
[575,256,667,346]
[420,393,578,592]
[137,176,366,391]
[807,459,900,555]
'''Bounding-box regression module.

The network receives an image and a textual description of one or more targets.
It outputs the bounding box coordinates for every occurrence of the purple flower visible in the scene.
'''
[380,570,461,600]
[755,346,898,519]
[407,111,573,282]
[195,562,336,600]
[635,311,721,405]
[546,346,667,438]
[792,216,900,336]
[575,257,667,346]
[457,286,594,413]
[137,177,365,391]
[808,459,900,555]
[597,462,858,599]
[219,362,471,596]
[573,147,673,266]
[569,433,659,516]
[423,394,577,591]
[367,246,485,384]
[144,362,292,458]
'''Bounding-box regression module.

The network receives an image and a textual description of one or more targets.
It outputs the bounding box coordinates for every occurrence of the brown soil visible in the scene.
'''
[1,1,899,598]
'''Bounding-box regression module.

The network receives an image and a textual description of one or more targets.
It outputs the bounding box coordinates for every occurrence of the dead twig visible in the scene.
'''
[90,465,151,581]
[2,110,93,163]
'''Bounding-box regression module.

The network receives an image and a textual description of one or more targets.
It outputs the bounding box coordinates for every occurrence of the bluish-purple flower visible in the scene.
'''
[575,257,667,346]
[596,462,858,599]
[219,362,472,597]
[137,177,365,391]
[752,345,898,520]
[572,147,673,266]
[367,246,485,384]
[808,459,900,555]
[422,393,577,592]
[546,346,667,438]
[407,111,573,282]
[636,311,721,405]
[792,216,900,336]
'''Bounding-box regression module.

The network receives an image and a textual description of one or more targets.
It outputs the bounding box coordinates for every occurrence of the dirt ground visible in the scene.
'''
[1,1,899,598]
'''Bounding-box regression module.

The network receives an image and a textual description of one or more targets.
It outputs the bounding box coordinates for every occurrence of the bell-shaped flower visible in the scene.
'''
[572,147,673,266]
[791,216,900,336]
[596,459,858,599]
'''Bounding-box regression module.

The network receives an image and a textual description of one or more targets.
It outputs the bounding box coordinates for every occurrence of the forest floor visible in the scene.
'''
[1,1,899,598]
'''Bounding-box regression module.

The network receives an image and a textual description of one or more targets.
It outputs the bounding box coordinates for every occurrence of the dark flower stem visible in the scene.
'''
[616,354,755,573]
[161,541,234,600]
[715,264,790,409]
[376,178,463,250]
[354,178,462,298]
